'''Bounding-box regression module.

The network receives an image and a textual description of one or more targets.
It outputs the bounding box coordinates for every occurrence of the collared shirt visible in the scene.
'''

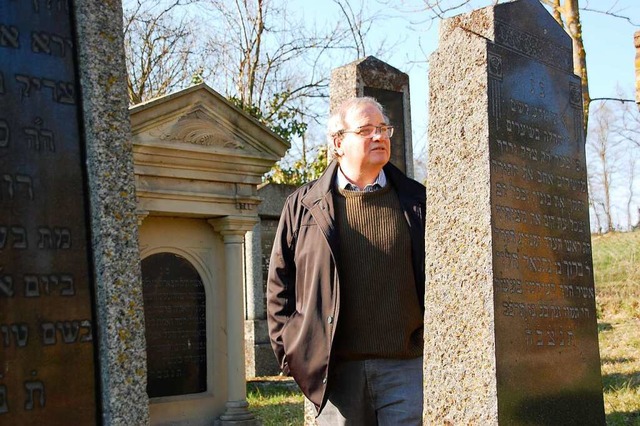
[336,167,387,192]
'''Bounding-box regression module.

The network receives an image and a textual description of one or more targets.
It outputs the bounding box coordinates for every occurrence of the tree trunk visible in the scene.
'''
[563,0,590,134]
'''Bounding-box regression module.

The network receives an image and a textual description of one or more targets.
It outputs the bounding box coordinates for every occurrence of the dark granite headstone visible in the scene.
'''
[426,0,605,424]
[0,2,98,423]
[363,87,407,173]
[142,252,207,398]
[330,56,413,176]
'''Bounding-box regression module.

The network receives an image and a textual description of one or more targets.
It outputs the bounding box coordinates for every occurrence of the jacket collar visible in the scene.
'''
[301,160,422,209]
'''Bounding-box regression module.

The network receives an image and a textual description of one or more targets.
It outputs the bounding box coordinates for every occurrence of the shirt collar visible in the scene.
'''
[335,167,387,191]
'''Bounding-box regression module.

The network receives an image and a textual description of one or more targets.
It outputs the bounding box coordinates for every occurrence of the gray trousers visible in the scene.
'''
[316,356,423,426]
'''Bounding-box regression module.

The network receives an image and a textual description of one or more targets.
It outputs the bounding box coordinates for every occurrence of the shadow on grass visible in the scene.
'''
[598,322,613,332]
[602,356,637,364]
[602,372,640,392]
[606,410,640,426]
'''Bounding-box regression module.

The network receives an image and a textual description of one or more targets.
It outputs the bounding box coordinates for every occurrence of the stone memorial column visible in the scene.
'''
[426,0,605,424]
[1,1,147,425]
[209,216,260,426]
[330,56,414,176]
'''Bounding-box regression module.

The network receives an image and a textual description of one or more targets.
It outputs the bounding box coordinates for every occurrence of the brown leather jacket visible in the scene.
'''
[266,160,426,412]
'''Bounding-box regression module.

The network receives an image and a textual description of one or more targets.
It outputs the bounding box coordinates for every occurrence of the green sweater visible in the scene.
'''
[332,185,424,360]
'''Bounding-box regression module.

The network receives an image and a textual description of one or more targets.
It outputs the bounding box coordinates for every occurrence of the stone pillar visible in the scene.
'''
[330,56,414,176]
[209,216,260,426]
[244,221,269,378]
[426,0,604,424]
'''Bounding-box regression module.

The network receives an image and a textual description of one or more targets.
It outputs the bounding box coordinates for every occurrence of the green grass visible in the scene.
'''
[248,230,640,425]
[593,230,640,425]
[247,378,304,426]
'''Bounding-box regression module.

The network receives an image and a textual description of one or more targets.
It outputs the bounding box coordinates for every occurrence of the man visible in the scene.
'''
[267,97,425,425]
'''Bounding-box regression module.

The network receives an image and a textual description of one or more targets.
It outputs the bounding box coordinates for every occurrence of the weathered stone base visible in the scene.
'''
[245,320,281,378]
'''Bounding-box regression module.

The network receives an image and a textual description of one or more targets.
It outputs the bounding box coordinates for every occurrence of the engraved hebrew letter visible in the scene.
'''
[57,82,74,104]
[37,227,52,249]
[24,275,39,297]
[31,32,51,54]
[15,175,34,200]
[11,226,27,249]
[0,385,7,414]
[60,274,74,296]
[16,75,32,98]
[55,227,71,249]
[0,120,8,147]
[39,275,50,295]
[24,127,39,150]
[11,323,28,347]
[41,79,56,102]
[24,381,45,410]
[0,226,6,248]
[2,174,13,199]
[79,320,92,342]
[0,272,14,297]
[0,25,19,49]
[41,322,56,345]
[40,129,54,151]
[56,321,79,343]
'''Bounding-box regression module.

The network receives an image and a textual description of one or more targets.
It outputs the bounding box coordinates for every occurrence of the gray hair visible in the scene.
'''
[326,97,388,159]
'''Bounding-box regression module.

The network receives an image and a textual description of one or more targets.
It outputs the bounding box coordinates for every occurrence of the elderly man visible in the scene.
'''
[267,97,425,425]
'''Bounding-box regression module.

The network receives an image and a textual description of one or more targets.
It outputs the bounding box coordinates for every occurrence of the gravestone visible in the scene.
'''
[142,253,207,398]
[330,56,414,176]
[0,1,147,425]
[426,0,605,424]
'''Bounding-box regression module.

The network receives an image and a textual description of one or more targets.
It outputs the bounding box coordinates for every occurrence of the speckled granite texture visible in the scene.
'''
[425,7,498,426]
[73,2,149,425]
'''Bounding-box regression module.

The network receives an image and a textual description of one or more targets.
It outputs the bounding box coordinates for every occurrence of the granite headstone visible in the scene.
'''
[0,1,147,424]
[426,0,605,424]
[330,56,413,176]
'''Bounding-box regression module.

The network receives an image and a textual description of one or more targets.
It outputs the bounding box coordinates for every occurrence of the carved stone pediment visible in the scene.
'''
[130,83,289,161]
[151,109,245,150]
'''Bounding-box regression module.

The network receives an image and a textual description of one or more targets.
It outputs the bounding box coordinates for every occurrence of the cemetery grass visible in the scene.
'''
[593,230,640,426]
[248,230,640,425]
[247,377,304,425]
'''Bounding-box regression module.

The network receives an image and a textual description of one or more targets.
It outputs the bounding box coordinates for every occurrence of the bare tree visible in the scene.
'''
[197,0,398,177]
[624,154,638,229]
[123,0,206,104]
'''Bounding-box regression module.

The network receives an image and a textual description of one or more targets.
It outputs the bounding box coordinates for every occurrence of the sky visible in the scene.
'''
[292,0,640,157]
[290,0,639,229]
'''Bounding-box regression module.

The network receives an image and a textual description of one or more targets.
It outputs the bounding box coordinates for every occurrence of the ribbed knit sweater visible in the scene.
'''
[332,184,424,360]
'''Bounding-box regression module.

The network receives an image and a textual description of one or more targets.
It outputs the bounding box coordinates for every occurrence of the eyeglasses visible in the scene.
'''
[337,125,394,138]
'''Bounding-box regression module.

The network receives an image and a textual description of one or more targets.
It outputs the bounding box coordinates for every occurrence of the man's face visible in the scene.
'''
[336,104,391,176]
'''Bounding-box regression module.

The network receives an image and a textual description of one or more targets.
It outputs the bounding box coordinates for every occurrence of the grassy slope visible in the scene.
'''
[593,230,640,425]
[248,230,640,425]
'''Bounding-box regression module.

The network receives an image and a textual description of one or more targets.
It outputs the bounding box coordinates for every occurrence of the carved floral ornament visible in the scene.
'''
[151,110,245,149]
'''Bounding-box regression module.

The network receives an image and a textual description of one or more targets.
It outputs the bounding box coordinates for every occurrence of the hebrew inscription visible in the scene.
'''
[0,2,97,423]
[142,253,207,398]
[489,33,603,422]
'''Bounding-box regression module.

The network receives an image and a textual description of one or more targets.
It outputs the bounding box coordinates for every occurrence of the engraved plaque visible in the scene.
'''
[488,22,605,424]
[0,1,98,424]
[363,87,406,173]
[142,253,207,398]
